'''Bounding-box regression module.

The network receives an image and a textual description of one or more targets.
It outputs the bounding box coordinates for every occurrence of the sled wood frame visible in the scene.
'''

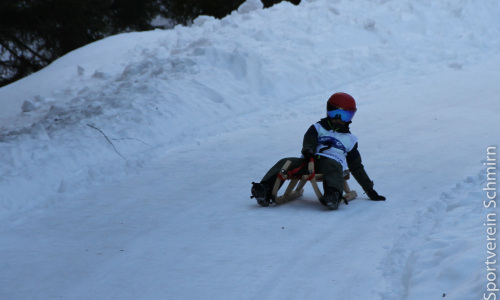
[271,160,358,205]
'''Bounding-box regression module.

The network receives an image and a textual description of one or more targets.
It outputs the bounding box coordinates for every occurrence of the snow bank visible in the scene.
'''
[381,169,492,299]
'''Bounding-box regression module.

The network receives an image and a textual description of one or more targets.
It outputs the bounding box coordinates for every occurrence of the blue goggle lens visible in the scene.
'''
[327,109,356,122]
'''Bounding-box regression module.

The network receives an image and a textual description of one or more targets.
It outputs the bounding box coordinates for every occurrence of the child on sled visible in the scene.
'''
[251,92,385,210]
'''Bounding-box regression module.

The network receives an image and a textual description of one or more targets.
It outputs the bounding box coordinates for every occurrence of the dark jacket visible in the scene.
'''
[302,118,374,192]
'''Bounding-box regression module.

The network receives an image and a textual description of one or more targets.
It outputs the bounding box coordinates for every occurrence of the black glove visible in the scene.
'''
[366,189,386,201]
[301,148,315,160]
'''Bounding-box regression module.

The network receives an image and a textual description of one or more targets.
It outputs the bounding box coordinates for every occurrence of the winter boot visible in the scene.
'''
[251,182,271,206]
[321,189,341,210]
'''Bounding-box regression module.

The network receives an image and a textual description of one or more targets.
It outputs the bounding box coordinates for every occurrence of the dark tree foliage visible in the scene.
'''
[158,0,300,25]
[262,0,300,8]
[0,0,158,87]
[165,1,243,24]
[0,0,300,87]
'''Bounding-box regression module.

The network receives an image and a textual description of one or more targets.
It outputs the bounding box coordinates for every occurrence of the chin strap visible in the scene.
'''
[327,118,351,132]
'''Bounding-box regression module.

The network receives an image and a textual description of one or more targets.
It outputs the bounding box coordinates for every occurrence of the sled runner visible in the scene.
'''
[272,158,358,205]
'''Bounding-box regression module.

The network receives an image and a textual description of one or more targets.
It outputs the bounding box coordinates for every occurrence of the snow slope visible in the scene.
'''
[1,0,499,299]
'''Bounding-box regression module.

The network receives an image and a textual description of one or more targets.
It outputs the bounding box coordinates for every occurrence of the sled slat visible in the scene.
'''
[272,160,357,205]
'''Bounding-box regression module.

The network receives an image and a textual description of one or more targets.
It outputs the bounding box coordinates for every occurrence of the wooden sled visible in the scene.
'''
[271,159,358,205]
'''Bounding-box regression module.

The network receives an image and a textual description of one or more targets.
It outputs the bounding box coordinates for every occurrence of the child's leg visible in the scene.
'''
[316,157,344,194]
[260,157,306,187]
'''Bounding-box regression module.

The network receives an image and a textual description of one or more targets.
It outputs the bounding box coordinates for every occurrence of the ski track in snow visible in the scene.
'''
[1,0,500,299]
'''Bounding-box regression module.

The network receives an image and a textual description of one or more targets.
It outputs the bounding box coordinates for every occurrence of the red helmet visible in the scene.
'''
[327,92,357,111]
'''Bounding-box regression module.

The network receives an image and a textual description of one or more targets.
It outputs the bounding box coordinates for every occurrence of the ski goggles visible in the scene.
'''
[327,108,356,122]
